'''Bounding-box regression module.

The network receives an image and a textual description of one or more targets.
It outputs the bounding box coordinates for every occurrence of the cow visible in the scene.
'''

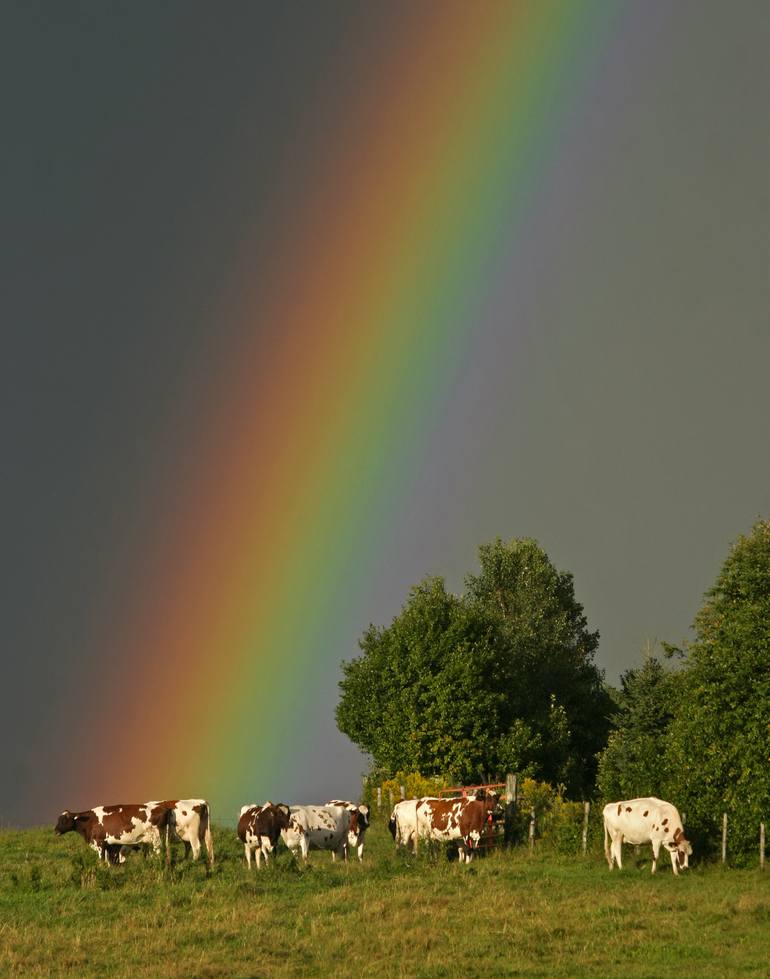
[237,802,292,869]
[603,797,692,875]
[281,805,358,862]
[389,791,500,862]
[326,800,371,862]
[389,798,428,852]
[54,802,171,863]
[150,799,214,866]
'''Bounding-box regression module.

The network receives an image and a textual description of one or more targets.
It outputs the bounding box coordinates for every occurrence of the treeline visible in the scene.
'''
[337,519,770,862]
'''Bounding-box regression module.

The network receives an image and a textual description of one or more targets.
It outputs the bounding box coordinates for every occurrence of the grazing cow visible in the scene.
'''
[54,802,171,863]
[389,791,500,862]
[326,800,371,862]
[237,802,292,869]
[281,805,357,862]
[603,797,692,875]
[389,798,428,851]
[150,799,214,866]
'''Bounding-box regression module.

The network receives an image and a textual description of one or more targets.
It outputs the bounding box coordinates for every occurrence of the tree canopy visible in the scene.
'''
[337,538,612,795]
[596,653,679,802]
[664,518,770,858]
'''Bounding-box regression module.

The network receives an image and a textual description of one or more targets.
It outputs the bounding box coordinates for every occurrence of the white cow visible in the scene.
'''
[388,798,424,851]
[281,805,356,862]
[326,800,371,862]
[603,797,692,875]
[158,799,214,866]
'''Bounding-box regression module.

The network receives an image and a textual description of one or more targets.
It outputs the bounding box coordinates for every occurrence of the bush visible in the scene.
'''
[364,771,450,811]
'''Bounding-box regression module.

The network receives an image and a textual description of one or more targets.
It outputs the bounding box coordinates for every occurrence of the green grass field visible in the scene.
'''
[2,817,769,977]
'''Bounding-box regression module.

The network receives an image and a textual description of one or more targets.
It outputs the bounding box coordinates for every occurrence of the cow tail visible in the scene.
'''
[203,803,214,867]
[603,819,610,864]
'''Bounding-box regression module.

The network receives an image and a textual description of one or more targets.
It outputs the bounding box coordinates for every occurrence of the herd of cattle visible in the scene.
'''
[54,793,693,875]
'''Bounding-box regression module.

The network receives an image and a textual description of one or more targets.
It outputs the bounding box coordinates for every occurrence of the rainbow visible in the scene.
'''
[59,1,621,820]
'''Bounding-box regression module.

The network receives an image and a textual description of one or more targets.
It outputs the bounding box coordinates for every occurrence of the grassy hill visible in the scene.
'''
[1,816,769,977]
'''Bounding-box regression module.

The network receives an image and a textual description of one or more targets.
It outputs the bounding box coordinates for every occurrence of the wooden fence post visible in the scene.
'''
[400,784,406,801]
[582,801,590,856]
[722,812,728,864]
[504,774,517,848]
[388,789,394,809]
[529,807,536,851]
[760,823,765,871]
[376,787,382,814]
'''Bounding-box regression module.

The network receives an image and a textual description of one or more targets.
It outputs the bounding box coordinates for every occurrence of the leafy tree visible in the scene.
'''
[337,538,612,794]
[665,518,770,860]
[336,577,538,783]
[596,653,680,802]
[464,538,611,792]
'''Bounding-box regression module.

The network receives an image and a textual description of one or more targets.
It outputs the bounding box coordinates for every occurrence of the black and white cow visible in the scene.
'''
[603,797,692,875]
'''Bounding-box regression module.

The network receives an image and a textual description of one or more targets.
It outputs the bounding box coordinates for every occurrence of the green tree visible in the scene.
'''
[465,538,611,792]
[665,518,770,860]
[596,653,679,802]
[337,538,611,793]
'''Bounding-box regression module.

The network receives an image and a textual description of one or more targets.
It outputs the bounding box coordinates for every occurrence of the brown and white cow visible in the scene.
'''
[326,800,371,862]
[237,802,292,869]
[55,798,214,866]
[603,797,692,875]
[282,805,359,862]
[54,803,171,863]
[151,799,214,866]
[389,791,500,862]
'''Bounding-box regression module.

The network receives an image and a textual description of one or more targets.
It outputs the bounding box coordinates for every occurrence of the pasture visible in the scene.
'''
[1,817,768,977]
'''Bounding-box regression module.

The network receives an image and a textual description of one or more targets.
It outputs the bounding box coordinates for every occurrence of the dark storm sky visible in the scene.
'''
[1,1,768,825]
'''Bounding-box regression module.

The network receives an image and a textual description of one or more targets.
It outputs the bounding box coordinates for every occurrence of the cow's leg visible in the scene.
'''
[245,843,252,869]
[188,836,201,862]
[651,839,661,874]
[611,833,623,870]
[666,844,679,876]
[336,839,348,862]
[604,822,613,870]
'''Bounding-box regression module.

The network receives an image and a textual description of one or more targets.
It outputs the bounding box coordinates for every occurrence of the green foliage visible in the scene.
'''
[665,519,770,862]
[597,654,680,801]
[508,778,591,855]
[363,771,450,809]
[337,538,611,794]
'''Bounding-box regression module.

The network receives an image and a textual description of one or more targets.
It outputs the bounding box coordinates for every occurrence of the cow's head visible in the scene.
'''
[356,805,371,831]
[484,792,502,816]
[667,827,693,869]
[54,810,79,835]
[273,804,292,830]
